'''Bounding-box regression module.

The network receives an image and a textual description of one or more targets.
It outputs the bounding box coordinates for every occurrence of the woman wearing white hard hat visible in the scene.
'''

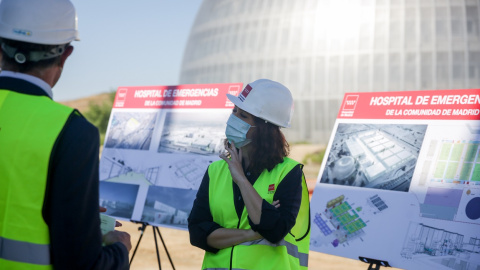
[189,79,310,270]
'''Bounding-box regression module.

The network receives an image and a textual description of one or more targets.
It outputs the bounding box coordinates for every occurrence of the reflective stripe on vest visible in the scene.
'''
[0,90,73,269]
[205,158,309,270]
[240,239,308,267]
[0,237,50,265]
[204,268,247,270]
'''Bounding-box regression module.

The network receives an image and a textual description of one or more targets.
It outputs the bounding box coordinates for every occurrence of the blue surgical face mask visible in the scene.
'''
[225,114,255,148]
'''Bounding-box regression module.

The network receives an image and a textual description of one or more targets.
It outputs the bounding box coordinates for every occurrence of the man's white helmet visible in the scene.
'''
[0,0,79,45]
[227,79,294,128]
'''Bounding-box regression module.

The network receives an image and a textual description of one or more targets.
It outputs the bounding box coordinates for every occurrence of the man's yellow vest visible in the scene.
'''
[0,90,73,269]
[204,157,310,270]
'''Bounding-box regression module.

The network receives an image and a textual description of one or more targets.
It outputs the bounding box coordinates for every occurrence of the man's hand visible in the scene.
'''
[103,231,132,252]
[99,206,122,227]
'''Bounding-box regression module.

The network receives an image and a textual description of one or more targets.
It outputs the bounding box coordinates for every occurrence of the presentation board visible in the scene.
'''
[310,89,480,270]
[99,83,242,229]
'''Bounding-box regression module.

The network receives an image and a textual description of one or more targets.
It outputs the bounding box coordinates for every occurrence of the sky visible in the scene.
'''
[54,0,203,101]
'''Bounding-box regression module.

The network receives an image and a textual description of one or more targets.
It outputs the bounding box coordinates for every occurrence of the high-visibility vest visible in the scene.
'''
[0,90,73,269]
[204,157,310,270]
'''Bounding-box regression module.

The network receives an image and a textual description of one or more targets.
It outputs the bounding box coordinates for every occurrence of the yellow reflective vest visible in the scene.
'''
[204,157,310,270]
[0,90,73,269]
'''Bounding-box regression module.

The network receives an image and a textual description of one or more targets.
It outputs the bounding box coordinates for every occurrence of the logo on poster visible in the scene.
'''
[340,95,359,117]
[343,95,359,110]
[115,88,128,107]
[226,85,241,107]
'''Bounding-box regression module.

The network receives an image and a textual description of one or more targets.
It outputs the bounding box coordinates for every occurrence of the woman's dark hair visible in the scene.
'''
[247,116,290,175]
[0,38,63,73]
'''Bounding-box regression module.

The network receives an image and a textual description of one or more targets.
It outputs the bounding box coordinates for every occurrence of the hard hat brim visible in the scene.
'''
[226,93,248,112]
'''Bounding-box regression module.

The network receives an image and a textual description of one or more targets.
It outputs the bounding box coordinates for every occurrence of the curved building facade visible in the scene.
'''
[180,0,480,143]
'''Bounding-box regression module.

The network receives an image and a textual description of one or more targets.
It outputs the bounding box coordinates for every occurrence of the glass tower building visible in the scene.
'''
[179,0,480,143]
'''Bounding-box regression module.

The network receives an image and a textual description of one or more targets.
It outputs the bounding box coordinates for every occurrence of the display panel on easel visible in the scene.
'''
[99,83,242,230]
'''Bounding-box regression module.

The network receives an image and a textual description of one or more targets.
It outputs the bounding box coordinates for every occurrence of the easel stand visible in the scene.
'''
[129,222,176,270]
[367,262,382,270]
[359,256,390,270]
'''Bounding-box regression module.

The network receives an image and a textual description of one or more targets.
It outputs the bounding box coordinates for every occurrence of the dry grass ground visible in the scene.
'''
[123,221,381,270]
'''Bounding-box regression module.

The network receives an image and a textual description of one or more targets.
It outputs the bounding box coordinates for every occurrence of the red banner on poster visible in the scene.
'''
[338,89,480,120]
[113,83,243,109]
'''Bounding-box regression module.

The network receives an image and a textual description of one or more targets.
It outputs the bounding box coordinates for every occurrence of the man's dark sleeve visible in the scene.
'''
[248,164,303,243]
[43,114,129,270]
[188,169,222,253]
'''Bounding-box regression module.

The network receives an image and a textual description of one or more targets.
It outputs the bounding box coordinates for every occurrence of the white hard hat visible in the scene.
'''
[227,79,294,128]
[0,0,79,45]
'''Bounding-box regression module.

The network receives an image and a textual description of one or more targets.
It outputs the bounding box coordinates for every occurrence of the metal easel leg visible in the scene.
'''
[128,222,176,270]
[129,223,147,265]
[152,225,162,270]
[155,226,176,270]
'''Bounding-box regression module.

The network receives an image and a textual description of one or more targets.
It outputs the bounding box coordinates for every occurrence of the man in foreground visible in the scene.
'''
[0,0,131,268]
